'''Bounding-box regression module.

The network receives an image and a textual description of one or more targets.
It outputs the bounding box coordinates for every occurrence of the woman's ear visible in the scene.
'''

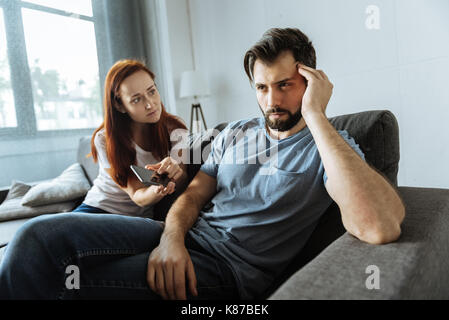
[117,106,127,114]
[114,99,127,114]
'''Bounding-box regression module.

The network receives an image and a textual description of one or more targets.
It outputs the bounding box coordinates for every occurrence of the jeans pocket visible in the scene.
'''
[188,249,239,299]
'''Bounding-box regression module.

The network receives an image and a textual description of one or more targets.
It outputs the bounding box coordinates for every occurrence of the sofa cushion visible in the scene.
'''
[329,110,399,185]
[77,136,99,185]
[269,187,449,299]
[21,163,91,207]
[0,217,31,248]
[0,181,78,223]
[4,180,31,201]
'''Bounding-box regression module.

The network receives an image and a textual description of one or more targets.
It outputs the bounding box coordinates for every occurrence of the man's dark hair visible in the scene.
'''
[243,27,316,83]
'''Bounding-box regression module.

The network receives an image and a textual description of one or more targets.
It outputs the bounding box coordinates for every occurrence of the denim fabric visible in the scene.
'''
[0,212,238,300]
[73,203,109,214]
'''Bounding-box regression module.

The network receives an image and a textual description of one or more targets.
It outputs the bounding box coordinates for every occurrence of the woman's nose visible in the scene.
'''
[143,94,153,108]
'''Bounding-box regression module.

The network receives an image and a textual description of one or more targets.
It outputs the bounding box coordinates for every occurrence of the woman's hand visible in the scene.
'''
[149,182,176,196]
[145,157,184,182]
[145,157,184,195]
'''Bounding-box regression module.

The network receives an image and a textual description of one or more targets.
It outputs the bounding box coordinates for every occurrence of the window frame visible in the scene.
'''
[0,0,102,140]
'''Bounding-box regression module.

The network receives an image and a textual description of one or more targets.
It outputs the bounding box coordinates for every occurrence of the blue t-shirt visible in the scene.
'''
[188,117,365,299]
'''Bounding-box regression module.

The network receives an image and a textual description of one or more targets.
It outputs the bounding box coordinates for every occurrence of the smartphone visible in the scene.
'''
[130,165,171,187]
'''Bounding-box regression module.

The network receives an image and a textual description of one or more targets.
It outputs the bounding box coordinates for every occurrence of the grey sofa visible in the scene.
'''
[1,110,448,299]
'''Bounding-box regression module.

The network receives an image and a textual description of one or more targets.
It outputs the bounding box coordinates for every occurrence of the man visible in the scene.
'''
[146,28,404,300]
[0,28,404,300]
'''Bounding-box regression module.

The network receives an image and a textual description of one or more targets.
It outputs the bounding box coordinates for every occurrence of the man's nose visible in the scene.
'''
[267,88,282,108]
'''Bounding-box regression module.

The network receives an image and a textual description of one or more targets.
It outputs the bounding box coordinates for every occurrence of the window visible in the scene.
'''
[0,0,102,137]
[0,8,16,128]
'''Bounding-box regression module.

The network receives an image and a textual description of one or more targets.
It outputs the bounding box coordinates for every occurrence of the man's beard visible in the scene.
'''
[261,105,303,132]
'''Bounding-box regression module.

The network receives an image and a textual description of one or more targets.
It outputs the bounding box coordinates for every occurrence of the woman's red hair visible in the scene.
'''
[90,59,187,187]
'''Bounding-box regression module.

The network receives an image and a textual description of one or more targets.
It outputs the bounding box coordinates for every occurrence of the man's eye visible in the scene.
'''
[148,89,156,95]
[256,86,265,91]
[279,83,290,88]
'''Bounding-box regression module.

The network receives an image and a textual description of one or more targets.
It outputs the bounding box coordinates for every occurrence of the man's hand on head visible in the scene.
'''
[297,64,333,119]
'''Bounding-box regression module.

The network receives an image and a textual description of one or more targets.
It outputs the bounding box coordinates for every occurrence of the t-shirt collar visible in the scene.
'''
[259,117,310,143]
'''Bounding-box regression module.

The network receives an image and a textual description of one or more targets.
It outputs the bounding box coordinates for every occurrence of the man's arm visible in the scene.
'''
[308,112,405,244]
[298,65,405,245]
[163,169,215,243]
[146,171,217,300]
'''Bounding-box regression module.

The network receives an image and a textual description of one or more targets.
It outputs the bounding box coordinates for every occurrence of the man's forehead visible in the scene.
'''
[253,51,299,84]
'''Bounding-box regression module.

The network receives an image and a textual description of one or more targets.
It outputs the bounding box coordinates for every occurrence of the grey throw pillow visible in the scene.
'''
[21,163,91,207]
[0,181,77,222]
[4,180,31,201]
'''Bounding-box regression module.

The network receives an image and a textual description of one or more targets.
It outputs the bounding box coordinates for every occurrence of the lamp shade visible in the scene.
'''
[179,70,210,98]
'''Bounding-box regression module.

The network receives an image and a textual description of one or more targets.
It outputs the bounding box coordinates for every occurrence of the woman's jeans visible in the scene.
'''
[0,212,239,300]
[72,203,109,214]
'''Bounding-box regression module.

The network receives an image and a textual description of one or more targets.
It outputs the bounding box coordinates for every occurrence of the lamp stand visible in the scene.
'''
[190,103,207,133]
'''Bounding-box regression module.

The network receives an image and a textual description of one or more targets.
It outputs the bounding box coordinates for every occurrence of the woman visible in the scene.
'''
[0,60,238,300]
[74,59,188,217]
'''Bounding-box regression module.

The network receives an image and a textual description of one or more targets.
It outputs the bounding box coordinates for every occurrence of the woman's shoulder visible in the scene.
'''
[94,128,107,148]
[94,128,106,138]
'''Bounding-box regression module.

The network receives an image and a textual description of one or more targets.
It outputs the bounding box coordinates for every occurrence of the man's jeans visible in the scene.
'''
[0,212,239,299]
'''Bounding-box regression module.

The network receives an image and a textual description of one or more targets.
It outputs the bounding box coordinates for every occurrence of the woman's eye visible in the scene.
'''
[148,89,156,96]
[132,97,141,104]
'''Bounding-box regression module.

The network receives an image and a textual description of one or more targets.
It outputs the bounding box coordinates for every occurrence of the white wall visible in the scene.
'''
[141,0,178,116]
[165,0,449,188]
[164,0,227,129]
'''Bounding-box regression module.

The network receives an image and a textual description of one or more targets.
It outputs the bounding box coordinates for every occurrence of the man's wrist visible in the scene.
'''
[302,108,327,124]
[161,227,186,244]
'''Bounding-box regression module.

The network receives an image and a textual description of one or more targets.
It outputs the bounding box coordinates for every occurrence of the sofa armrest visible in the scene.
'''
[269,186,449,299]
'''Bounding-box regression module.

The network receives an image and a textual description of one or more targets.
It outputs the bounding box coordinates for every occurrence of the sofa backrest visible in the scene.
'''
[77,136,99,186]
[329,109,400,185]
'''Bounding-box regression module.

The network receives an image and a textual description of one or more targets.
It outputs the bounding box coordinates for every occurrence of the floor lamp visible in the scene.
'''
[179,70,210,133]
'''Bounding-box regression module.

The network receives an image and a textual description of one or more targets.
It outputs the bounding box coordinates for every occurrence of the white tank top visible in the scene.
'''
[83,129,159,217]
